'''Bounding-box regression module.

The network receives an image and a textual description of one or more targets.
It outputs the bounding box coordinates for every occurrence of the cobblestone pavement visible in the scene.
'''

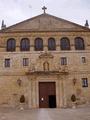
[0,107,90,120]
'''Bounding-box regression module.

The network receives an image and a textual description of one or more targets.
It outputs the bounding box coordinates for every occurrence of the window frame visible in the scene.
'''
[81,57,86,63]
[34,38,43,51]
[23,58,29,67]
[7,38,16,52]
[5,58,10,68]
[82,78,88,87]
[20,38,30,51]
[61,57,67,65]
[60,37,71,50]
[75,37,85,50]
[48,38,56,51]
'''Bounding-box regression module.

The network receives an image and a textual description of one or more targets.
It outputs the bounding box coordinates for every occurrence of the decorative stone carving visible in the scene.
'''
[73,78,77,86]
[29,63,35,72]
[59,65,69,73]
[17,79,22,86]
[39,51,54,59]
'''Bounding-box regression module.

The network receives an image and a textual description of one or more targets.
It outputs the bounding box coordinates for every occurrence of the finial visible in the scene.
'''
[42,6,47,14]
[1,20,6,30]
[85,20,89,28]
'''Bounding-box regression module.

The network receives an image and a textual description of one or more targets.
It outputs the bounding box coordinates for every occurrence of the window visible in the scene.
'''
[82,57,86,63]
[23,58,29,66]
[75,37,85,50]
[7,38,16,51]
[5,59,10,67]
[20,38,30,51]
[48,38,56,50]
[35,38,43,51]
[82,78,88,87]
[60,37,70,50]
[61,57,67,65]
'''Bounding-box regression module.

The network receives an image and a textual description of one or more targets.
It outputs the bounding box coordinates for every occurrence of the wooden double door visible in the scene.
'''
[39,82,56,108]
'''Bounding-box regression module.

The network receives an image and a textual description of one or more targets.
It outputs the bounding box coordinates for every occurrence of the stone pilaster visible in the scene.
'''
[59,78,64,107]
[30,37,34,51]
[56,37,60,51]
[56,80,60,108]
[63,76,67,107]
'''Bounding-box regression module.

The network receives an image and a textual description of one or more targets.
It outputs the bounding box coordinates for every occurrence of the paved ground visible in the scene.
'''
[0,106,90,120]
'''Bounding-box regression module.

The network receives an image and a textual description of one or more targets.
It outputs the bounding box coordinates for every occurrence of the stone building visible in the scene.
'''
[0,7,90,108]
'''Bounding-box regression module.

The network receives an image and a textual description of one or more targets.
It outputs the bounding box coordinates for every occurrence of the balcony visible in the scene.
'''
[26,65,69,75]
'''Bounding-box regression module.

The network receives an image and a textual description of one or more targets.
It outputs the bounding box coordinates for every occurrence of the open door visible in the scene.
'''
[39,82,56,108]
[49,95,56,108]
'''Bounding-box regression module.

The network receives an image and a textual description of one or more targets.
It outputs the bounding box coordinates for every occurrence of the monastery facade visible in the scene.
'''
[0,8,90,108]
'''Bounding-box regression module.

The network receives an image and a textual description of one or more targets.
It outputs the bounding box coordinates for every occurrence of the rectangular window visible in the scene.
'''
[23,58,29,66]
[61,57,67,65]
[82,78,88,87]
[82,57,86,63]
[5,59,10,67]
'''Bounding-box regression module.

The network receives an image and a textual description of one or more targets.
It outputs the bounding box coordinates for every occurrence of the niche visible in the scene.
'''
[43,62,49,71]
[20,95,25,103]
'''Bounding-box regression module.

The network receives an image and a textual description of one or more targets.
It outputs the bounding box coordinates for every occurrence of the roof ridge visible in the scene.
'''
[45,13,90,31]
[0,13,90,32]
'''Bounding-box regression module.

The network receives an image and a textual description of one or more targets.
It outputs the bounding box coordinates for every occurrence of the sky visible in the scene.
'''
[0,0,90,27]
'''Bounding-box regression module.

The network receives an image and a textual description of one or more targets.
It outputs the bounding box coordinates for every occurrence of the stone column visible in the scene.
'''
[56,80,60,108]
[63,76,67,107]
[31,79,36,108]
[59,78,64,107]
[29,75,38,108]
[36,81,39,108]
[57,75,65,108]
[28,79,32,108]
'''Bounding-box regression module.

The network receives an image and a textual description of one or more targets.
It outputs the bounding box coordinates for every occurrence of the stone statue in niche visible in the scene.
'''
[43,62,49,71]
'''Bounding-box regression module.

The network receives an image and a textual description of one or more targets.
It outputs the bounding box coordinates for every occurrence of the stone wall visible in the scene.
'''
[0,30,90,108]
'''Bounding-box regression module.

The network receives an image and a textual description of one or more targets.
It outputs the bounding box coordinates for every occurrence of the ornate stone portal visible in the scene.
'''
[25,51,69,108]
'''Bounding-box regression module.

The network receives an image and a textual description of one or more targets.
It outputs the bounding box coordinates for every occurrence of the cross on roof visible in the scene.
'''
[42,6,47,14]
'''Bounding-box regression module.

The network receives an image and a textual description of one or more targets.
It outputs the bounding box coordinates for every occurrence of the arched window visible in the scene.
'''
[43,62,49,71]
[20,38,30,51]
[48,38,56,50]
[60,37,70,50]
[75,37,85,50]
[7,38,16,51]
[35,38,43,51]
